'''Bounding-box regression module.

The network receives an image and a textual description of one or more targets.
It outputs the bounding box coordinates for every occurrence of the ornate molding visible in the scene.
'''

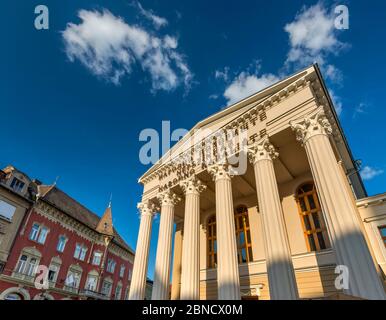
[208,163,233,181]
[248,138,279,164]
[157,190,181,206]
[290,107,333,145]
[137,201,159,216]
[180,176,207,195]
[140,76,310,186]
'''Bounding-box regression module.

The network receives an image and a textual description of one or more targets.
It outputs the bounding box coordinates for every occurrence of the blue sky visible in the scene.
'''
[1,0,385,279]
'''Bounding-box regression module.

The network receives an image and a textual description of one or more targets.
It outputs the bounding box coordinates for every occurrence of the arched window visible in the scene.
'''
[296,182,330,252]
[207,205,253,268]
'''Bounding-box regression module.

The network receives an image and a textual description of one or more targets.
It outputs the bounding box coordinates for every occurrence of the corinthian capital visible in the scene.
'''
[137,201,159,216]
[180,176,207,195]
[290,108,333,145]
[208,163,233,181]
[157,190,181,206]
[248,138,279,164]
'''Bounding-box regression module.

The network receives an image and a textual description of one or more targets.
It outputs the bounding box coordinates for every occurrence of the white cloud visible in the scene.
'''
[220,3,349,109]
[215,67,230,81]
[136,1,168,29]
[353,102,369,118]
[284,2,346,83]
[62,9,192,91]
[360,166,384,181]
[224,72,279,105]
[329,90,343,116]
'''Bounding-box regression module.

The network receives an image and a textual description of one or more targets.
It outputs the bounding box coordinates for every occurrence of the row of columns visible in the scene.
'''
[129,107,385,300]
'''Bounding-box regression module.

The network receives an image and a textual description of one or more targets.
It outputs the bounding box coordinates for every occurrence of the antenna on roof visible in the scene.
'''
[108,193,113,208]
[53,176,60,186]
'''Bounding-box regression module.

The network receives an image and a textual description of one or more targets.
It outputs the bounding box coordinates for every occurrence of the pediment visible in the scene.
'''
[140,65,313,182]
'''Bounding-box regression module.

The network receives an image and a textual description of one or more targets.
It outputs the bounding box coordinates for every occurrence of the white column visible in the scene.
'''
[291,107,386,300]
[180,176,206,300]
[248,139,299,300]
[209,164,240,300]
[129,201,157,300]
[152,190,181,300]
[170,222,183,300]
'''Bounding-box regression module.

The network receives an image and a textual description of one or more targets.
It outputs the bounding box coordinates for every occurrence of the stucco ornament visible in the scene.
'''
[208,163,233,181]
[137,201,159,216]
[157,190,181,206]
[180,176,207,195]
[290,108,333,145]
[247,138,279,164]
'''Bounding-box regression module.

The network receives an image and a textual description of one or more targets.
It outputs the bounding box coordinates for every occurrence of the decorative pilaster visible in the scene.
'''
[129,201,158,300]
[180,176,206,300]
[290,108,386,300]
[152,190,181,300]
[208,164,240,300]
[248,138,299,300]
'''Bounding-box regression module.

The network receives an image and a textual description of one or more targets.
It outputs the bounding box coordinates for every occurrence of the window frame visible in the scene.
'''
[206,205,253,268]
[29,223,49,244]
[296,182,330,252]
[106,258,116,274]
[234,206,253,264]
[74,243,88,261]
[92,251,102,266]
[378,225,386,248]
[56,235,68,253]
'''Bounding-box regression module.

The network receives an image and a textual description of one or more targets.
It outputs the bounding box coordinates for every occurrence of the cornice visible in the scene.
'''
[142,75,311,189]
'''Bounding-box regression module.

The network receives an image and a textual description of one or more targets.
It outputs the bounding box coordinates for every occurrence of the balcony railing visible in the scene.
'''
[79,289,110,300]
[12,271,35,282]
[63,285,79,294]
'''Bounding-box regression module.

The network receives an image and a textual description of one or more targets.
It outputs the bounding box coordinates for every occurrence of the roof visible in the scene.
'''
[138,64,366,198]
[139,64,312,182]
[37,185,134,255]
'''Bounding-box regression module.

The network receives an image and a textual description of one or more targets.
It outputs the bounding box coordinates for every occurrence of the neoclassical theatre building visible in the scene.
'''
[129,64,386,300]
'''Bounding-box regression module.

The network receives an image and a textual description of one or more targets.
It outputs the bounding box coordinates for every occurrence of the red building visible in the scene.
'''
[0,168,134,300]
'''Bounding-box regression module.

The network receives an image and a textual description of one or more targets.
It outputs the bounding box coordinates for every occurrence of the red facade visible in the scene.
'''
[0,205,133,300]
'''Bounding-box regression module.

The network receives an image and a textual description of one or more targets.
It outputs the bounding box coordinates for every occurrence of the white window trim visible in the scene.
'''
[29,223,50,244]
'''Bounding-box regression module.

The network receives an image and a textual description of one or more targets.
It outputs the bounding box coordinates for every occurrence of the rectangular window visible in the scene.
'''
[16,255,28,274]
[57,236,67,252]
[85,275,98,291]
[25,258,37,276]
[92,252,102,266]
[106,259,116,273]
[74,244,87,261]
[65,271,81,288]
[37,227,48,244]
[79,246,87,261]
[29,223,49,244]
[115,285,122,300]
[48,265,59,282]
[74,244,81,259]
[29,223,40,241]
[101,281,112,296]
[379,226,386,248]
[0,200,16,220]
[119,265,125,278]
[10,178,25,193]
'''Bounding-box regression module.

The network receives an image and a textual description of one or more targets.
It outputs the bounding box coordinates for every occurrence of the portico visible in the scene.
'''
[129,65,386,300]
